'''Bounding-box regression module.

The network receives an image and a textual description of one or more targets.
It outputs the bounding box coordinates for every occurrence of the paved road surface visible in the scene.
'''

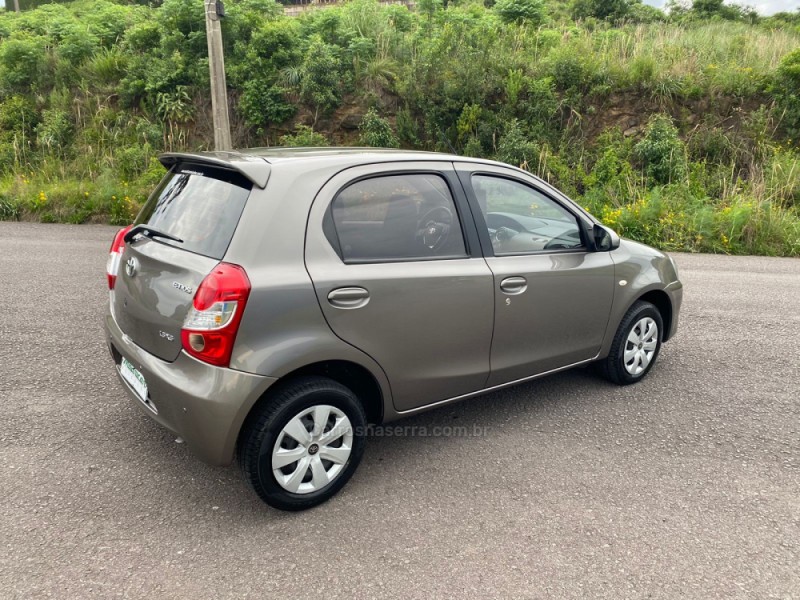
[1,222,798,599]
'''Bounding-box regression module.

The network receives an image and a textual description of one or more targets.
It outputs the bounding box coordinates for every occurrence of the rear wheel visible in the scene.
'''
[239,376,367,511]
[600,301,663,385]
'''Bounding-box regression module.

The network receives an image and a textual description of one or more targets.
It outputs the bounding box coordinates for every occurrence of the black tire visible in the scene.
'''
[238,376,367,511]
[600,300,663,385]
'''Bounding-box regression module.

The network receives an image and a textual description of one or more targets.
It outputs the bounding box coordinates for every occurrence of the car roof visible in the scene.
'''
[159,147,516,188]
[241,147,449,160]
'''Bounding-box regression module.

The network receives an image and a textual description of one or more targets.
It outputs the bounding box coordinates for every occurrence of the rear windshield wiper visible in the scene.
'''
[124,224,184,245]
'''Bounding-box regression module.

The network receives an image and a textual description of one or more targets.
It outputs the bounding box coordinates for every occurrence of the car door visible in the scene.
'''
[455,162,615,387]
[305,162,494,412]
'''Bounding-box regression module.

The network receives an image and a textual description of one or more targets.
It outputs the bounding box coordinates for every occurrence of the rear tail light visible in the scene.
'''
[107,224,133,290]
[181,263,251,367]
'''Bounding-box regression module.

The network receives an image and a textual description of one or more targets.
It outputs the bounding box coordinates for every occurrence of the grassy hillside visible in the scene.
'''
[1,0,799,255]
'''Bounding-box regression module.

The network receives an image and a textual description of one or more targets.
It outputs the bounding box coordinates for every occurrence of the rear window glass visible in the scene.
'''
[135,164,251,260]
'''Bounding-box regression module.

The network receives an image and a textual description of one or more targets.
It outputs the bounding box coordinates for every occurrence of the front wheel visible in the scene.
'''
[238,376,367,511]
[600,301,663,385]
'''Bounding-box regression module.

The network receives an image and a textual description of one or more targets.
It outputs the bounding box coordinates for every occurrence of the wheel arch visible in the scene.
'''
[236,360,385,457]
[637,289,674,342]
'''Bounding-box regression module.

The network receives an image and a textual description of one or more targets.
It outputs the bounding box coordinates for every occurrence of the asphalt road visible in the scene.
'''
[1,221,798,599]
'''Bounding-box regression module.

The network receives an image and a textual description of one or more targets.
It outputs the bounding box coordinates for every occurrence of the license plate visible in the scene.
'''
[120,357,148,402]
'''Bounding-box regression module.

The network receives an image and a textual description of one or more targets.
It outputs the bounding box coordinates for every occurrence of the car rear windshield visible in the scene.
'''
[134,164,252,260]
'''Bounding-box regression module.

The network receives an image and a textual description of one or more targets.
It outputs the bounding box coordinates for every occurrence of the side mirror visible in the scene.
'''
[593,224,620,252]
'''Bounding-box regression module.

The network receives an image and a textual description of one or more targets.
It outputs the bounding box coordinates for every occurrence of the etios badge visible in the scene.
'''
[125,257,138,277]
[173,281,193,295]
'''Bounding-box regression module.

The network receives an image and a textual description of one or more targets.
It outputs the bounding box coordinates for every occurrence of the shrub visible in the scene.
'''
[35,109,73,154]
[124,21,162,54]
[0,142,16,174]
[0,196,21,221]
[773,48,800,139]
[534,29,562,53]
[239,79,296,128]
[115,144,155,180]
[687,124,734,166]
[58,30,99,64]
[84,48,129,87]
[0,34,46,90]
[629,55,657,88]
[0,95,38,135]
[358,108,400,148]
[496,120,541,169]
[547,45,597,93]
[81,1,137,48]
[634,115,688,185]
[521,77,559,138]
[279,125,330,147]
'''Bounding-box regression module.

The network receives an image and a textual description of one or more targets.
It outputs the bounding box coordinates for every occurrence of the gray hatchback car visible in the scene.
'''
[104,148,682,510]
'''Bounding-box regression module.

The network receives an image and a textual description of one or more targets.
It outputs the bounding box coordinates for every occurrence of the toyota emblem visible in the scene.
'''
[125,257,138,277]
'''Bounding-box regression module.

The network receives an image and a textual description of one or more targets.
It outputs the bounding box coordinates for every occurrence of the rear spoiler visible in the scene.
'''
[159,152,270,189]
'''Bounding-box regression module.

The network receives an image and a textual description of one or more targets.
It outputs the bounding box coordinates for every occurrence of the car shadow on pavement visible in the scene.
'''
[112,365,621,520]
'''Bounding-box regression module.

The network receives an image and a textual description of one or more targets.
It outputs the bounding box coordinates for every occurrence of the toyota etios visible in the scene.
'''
[105,148,683,510]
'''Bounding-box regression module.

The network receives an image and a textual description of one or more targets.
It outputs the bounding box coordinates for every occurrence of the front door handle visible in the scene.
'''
[327,287,370,309]
[500,276,527,295]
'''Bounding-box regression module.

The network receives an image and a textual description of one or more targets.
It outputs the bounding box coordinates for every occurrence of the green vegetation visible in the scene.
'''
[0,0,799,255]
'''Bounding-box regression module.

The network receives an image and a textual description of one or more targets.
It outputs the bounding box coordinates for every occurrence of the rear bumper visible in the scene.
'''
[104,310,277,466]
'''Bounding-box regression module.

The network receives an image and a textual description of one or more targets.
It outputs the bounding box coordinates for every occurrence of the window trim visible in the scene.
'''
[465,171,589,258]
[324,170,474,265]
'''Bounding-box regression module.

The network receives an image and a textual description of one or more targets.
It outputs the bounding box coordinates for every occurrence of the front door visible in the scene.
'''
[456,163,615,386]
[305,163,494,412]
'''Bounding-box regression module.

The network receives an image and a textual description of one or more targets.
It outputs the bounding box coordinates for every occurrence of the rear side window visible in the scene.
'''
[327,173,467,263]
[135,164,251,260]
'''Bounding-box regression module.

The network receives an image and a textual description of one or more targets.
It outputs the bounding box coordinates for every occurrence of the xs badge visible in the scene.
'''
[173,281,193,295]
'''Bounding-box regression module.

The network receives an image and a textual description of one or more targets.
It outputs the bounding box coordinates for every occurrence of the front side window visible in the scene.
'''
[329,173,467,262]
[472,175,584,255]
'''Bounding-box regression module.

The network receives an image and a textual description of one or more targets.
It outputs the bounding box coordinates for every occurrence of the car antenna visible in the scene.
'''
[437,127,459,155]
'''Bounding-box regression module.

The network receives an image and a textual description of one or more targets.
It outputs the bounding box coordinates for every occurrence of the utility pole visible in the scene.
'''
[204,0,232,151]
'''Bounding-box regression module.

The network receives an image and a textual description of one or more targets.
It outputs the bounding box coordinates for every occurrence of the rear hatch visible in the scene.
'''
[112,163,252,361]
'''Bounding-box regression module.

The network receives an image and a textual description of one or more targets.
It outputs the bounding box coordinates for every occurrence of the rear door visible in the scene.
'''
[456,162,615,386]
[304,162,494,412]
[112,164,251,361]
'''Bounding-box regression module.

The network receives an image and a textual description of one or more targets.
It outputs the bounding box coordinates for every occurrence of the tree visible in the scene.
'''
[571,0,632,21]
[628,1,667,23]
[691,0,750,21]
[692,0,724,17]
[417,0,443,23]
[298,35,344,125]
[494,0,547,25]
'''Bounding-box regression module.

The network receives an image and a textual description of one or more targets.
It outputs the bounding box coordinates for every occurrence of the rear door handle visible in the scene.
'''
[327,287,370,309]
[500,276,527,295]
